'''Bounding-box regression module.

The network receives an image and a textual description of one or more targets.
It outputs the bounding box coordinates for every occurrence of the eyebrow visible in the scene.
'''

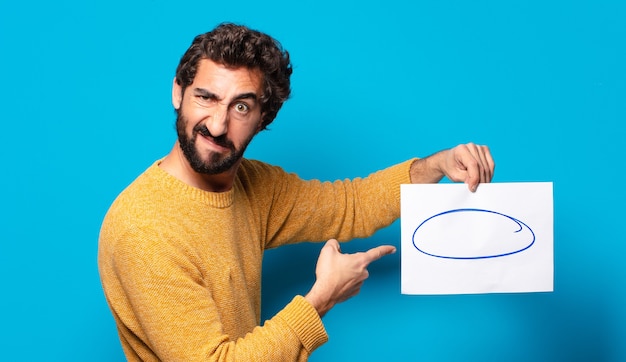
[193,88,258,103]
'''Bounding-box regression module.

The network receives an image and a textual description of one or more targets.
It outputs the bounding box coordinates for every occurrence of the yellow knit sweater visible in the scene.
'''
[98,158,413,361]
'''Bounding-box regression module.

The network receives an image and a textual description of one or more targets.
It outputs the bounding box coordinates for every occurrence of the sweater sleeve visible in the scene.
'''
[249,159,415,249]
[101,226,327,362]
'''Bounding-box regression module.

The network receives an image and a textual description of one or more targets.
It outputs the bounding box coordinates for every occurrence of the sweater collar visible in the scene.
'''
[149,160,235,208]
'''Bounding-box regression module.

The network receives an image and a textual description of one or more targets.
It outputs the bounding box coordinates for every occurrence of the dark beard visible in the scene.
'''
[176,112,253,175]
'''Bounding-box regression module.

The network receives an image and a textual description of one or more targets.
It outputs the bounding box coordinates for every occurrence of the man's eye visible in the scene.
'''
[234,103,249,113]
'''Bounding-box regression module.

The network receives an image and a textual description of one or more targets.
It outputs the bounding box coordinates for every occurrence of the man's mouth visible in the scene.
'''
[196,126,233,150]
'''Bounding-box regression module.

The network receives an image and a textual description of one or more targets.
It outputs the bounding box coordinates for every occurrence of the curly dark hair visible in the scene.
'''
[175,23,292,130]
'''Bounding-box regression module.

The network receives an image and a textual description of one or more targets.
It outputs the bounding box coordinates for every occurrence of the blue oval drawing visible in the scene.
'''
[412,208,535,260]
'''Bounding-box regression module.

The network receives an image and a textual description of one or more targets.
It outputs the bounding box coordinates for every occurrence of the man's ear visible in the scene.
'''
[256,114,266,133]
[172,78,183,110]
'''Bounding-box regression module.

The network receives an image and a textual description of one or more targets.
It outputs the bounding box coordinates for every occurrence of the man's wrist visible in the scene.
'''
[409,152,445,184]
[304,289,332,318]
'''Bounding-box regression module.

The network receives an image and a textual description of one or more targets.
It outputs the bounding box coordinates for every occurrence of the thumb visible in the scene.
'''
[323,238,341,253]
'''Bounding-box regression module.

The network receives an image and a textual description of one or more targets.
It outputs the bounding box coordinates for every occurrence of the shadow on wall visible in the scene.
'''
[510,273,617,360]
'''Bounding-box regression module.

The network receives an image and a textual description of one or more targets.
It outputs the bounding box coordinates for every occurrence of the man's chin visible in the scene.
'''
[190,155,240,175]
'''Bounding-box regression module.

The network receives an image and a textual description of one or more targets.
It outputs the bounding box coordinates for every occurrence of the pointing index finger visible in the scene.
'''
[364,245,397,263]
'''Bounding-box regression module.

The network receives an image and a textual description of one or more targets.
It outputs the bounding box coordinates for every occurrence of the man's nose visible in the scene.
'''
[206,105,228,137]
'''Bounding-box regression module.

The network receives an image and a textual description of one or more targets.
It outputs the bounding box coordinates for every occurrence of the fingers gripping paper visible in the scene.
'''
[400,183,553,295]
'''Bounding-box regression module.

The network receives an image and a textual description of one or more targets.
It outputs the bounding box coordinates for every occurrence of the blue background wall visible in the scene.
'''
[1,1,624,361]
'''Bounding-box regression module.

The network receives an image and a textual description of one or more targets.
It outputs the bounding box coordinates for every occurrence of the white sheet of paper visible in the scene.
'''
[401,182,553,295]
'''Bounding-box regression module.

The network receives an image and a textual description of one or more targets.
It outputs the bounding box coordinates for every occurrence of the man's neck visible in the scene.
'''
[159,142,239,193]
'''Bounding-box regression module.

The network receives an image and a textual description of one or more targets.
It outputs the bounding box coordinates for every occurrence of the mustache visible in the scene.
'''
[194,124,235,149]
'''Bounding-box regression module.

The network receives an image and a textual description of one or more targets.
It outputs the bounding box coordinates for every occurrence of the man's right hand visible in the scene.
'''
[304,239,396,317]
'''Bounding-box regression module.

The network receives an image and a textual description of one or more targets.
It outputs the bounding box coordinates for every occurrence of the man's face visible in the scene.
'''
[173,59,264,175]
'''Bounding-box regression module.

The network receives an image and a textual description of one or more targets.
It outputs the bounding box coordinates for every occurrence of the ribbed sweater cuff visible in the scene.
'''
[280,295,328,353]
